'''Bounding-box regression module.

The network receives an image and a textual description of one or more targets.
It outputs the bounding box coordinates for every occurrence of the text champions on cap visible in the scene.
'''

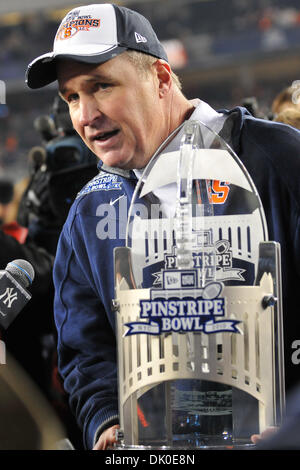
[55,16,101,41]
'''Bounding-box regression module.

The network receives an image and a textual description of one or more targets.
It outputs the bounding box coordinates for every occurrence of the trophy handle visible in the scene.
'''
[255,241,285,425]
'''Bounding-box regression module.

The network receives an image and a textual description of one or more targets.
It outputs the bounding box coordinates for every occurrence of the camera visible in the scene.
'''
[17,96,98,240]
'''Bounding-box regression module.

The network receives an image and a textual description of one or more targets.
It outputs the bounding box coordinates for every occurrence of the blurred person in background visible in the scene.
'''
[0,178,14,225]
[273,107,300,130]
[271,84,300,118]
[0,176,29,243]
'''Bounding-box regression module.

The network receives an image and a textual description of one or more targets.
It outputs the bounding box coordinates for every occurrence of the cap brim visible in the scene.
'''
[26,46,128,89]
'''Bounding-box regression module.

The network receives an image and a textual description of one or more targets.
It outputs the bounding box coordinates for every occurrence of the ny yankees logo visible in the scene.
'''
[0,287,18,309]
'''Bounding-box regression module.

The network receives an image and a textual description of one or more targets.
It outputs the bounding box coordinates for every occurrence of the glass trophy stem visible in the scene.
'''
[172,122,232,447]
[175,122,196,270]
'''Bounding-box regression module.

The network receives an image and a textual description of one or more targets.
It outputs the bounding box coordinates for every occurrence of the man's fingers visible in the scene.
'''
[251,426,279,445]
[93,424,120,450]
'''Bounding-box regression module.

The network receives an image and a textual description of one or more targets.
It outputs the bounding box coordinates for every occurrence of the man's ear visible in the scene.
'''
[154,60,172,98]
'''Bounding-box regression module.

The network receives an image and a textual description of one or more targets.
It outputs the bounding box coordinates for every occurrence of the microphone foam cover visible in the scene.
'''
[6,260,35,289]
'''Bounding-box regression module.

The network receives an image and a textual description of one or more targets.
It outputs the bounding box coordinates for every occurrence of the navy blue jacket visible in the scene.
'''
[53,107,300,449]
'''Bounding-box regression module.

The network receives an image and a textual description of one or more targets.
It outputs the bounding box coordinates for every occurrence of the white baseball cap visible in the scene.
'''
[26,3,168,89]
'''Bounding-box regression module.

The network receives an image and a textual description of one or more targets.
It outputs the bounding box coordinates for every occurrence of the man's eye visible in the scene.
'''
[95,83,111,91]
[67,93,78,103]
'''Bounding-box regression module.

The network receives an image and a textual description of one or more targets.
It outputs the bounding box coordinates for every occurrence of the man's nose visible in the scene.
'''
[79,96,101,127]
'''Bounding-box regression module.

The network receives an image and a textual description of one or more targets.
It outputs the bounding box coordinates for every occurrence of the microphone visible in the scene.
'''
[33,115,57,142]
[0,260,35,329]
[28,145,47,170]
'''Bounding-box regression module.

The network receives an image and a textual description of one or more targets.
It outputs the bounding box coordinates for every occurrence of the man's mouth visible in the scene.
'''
[93,129,120,142]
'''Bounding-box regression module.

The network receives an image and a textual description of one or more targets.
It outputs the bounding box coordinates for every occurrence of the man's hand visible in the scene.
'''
[93,424,120,450]
[251,426,278,445]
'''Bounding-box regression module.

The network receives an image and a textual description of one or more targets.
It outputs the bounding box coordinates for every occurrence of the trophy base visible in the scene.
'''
[112,443,255,450]
[112,437,255,451]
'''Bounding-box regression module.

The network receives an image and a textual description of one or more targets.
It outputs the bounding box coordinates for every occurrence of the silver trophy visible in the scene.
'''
[113,120,285,449]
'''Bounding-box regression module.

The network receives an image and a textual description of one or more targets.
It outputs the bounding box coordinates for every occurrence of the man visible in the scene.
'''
[272,84,300,117]
[26,4,300,450]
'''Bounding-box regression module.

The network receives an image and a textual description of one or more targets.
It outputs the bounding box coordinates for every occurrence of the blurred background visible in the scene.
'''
[1,0,300,185]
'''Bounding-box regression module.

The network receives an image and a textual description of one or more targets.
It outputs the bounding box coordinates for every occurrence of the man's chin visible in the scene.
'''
[97,153,133,170]
[95,149,147,170]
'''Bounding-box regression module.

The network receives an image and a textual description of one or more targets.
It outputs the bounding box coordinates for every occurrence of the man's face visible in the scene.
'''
[57,54,168,170]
